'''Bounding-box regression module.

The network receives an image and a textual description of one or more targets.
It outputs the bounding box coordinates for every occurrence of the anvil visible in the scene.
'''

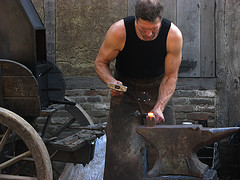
[136,124,240,178]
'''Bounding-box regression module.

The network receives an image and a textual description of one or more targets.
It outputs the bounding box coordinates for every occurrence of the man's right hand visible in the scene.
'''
[108,81,125,96]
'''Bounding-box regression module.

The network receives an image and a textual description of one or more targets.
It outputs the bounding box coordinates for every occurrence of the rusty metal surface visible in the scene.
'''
[136,124,240,178]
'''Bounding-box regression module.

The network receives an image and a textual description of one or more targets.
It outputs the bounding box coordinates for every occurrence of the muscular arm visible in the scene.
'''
[152,23,183,123]
[94,20,125,96]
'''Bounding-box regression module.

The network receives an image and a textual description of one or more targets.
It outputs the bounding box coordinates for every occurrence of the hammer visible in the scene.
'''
[107,83,128,92]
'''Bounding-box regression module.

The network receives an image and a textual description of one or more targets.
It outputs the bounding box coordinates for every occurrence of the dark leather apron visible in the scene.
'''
[104,72,175,180]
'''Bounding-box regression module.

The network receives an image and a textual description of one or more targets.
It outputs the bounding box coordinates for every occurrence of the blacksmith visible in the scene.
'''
[94,0,183,179]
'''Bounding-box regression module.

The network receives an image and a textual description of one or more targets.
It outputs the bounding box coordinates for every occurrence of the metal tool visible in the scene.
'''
[144,112,156,127]
[136,124,240,178]
[107,83,128,92]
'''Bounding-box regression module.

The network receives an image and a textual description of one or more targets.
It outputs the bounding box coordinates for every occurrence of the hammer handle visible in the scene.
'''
[107,83,127,92]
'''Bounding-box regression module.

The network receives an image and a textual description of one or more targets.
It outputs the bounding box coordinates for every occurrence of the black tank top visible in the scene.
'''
[115,16,171,79]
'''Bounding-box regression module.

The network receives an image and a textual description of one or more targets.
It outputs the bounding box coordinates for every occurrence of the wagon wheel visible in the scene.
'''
[0,107,52,180]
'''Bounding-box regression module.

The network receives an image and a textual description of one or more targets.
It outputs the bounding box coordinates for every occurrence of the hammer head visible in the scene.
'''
[107,83,127,92]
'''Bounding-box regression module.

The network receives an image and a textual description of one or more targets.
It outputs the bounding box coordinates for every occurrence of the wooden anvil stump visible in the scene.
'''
[136,125,240,178]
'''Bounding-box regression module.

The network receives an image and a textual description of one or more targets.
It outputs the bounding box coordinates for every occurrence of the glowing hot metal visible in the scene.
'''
[145,112,156,127]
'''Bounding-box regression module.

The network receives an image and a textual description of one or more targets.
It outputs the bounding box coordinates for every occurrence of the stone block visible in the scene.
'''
[34,117,47,125]
[172,97,189,105]
[65,89,84,96]
[89,110,109,118]
[173,90,197,98]
[93,103,110,110]
[197,90,216,98]
[186,112,213,121]
[92,117,108,124]
[80,103,93,111]
[175,113,186,120]
[74,96,87,103]
[84,89,109,96]
[189,98,215,105]
[194,105,215,113]
[173,105,195,112]
[87,96,102,103]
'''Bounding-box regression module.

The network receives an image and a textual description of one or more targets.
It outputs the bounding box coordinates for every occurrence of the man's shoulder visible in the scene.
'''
[166,22,183,53]
[168,22,182,41]
[108,19,126,38]
[104,19,126,51]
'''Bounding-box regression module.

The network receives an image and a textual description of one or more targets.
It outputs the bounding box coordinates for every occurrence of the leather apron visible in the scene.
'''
[104,71,175,180]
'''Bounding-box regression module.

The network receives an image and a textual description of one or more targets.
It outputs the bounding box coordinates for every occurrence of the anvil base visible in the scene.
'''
[142,169,218,180]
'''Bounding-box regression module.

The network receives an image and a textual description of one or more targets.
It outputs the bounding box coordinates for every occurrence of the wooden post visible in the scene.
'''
[215,0,240,127]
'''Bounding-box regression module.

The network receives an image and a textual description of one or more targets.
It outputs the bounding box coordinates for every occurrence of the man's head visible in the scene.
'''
[135,0,163,41]
[135,0,163,22]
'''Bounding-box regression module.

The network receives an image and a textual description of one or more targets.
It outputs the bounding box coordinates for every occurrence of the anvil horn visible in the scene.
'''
[201,127,240,147]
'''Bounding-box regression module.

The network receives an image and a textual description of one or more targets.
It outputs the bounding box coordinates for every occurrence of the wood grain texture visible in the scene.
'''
[200,0,215,77]
[0,60,40,117]
[215,0,240,127]
[177,0,201,77]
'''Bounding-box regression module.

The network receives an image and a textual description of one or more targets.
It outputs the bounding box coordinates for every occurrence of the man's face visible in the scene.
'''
[136,17,161,41]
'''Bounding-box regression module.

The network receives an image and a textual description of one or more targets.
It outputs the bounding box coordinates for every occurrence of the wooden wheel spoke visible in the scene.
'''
[0,128,12,151]
[0,150,31,170]
[0,107,53,180]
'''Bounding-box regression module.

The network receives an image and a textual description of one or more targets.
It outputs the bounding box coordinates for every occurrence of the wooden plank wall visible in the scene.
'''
[178,0,201,77]
[215,0,240,127]
[201,0,215,77]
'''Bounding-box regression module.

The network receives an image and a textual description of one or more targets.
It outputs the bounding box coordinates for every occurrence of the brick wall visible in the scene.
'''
[63,77,217,128]
[65,89,111,124]
[34,77,217,137]
[173,90,216,127]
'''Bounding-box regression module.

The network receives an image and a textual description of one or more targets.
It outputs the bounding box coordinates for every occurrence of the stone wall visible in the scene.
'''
[64,77,217,127]
[65,88,111,124]
[65,89,216,127]
[35,79,216,137]
[173,90,216,126]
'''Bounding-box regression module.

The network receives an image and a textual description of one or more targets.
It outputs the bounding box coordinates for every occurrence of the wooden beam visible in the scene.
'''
[215,0,240,127]
[200,0,215,77]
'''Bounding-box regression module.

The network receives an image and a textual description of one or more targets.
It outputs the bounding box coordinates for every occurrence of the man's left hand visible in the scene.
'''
[152,109,165,124]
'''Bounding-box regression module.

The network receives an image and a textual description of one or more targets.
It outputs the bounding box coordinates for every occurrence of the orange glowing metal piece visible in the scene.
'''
[148,112,154,118]
[146,112,156,127]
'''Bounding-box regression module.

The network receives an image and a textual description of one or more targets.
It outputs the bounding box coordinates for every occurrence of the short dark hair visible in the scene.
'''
[135,0,163,22]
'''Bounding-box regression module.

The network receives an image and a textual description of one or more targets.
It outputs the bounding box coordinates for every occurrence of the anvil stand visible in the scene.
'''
[136,124,240,180]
